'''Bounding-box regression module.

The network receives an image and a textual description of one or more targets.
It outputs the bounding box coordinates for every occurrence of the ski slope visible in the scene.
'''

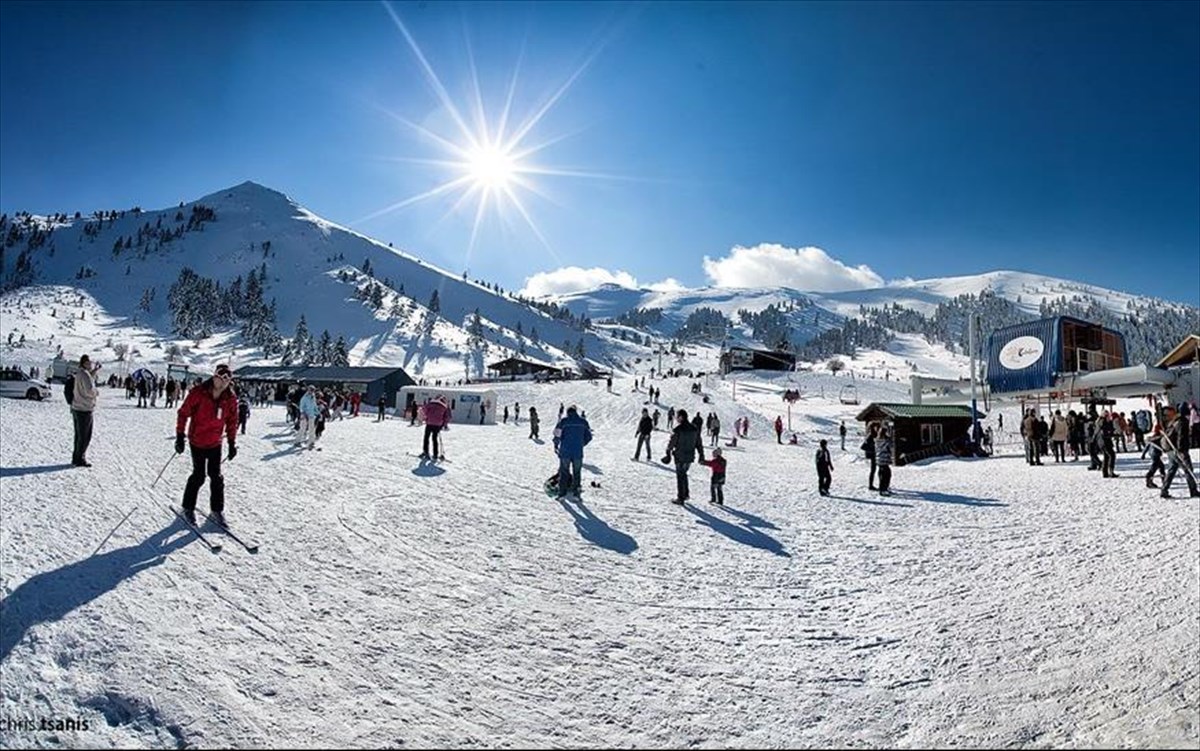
[1,371,1197,748]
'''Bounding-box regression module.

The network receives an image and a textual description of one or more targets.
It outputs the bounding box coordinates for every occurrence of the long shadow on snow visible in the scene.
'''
[0,521,196,662]
[833,494,914,509]
[260,444,307,461]
[714,504,780,530]
[556,498,637,555]
[582,463,604,476]
[890,490,1007,507]
[684,504,790,557]
[0,463,75,478]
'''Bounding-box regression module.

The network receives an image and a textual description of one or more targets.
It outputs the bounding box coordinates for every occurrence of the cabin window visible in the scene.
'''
[920,423,943,446]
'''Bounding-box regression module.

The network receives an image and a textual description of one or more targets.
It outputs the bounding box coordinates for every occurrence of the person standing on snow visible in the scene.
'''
[816,439,834,496]
[1160,405,1199,498]
[553,405,592,498]
[298,385,320,448]
[70,354,102,467]
[874,423,895,496]
[421,395,451,461]
[691,413,707,462]
[1049,410,1069,462]
[528,406,540,440]
[634,408,653,461]
[862,421,879,491]
[238,394,251,435]
[175,364,239,526]
[774,415,784,444]
[698,447,727,505]
[664,409,702,504]
[839,421,847,451]
[1144,426,1167,489]
[503,405,509,424]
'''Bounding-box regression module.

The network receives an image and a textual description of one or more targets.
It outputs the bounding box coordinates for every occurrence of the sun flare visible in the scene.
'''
[466,146,518,190]
[362,2,624,264]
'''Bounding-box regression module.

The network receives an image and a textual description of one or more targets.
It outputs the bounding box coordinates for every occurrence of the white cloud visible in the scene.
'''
[701,243,883,292]
[520,267,678,298]
[647,278,686,293]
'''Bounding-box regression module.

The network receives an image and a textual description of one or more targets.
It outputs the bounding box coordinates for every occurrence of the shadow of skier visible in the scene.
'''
[556,498,638,555]
[0,520,197,662]
[684,503,790,557]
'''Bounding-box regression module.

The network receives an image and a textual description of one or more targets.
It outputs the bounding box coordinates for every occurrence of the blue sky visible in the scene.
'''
[1,1,1197,304]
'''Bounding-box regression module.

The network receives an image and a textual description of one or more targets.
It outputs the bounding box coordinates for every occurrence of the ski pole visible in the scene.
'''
[91,503,140,556]
[151,451,179,489]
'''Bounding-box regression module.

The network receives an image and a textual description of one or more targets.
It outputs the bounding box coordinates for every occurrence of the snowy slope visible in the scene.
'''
[1,373,1196,748]
[811,270,1190,318]
[553,284,844,348]
[0,182,643,379]
[552,269,1193,337]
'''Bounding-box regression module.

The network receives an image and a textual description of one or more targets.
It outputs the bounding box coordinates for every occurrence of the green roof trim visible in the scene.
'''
[856,403,986,421]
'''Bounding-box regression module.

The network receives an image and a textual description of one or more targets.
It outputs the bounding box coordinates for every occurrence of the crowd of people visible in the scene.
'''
[1018,403,1199,497]
[57,351,1200,527]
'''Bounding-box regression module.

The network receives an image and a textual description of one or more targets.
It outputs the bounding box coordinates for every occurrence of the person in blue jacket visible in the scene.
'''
[552,405,593,498]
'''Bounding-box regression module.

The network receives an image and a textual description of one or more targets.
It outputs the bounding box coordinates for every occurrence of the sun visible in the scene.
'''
[362,2,625,264]
[466,146,518,190]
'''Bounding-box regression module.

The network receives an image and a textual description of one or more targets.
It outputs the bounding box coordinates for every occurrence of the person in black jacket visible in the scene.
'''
[816,439,834,496]
[1160,405,1199,498]
[1100,412,1119,478]
[664,409,702,504]
[691,413,707,463]
[634,408,653,461]
[862,421,879,491]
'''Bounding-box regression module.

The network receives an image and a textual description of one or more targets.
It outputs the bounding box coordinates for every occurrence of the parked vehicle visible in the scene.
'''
[0,369,51,400]
[48,356,80,384]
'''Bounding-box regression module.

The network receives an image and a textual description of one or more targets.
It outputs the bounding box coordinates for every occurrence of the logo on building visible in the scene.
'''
[998,336,1045,370]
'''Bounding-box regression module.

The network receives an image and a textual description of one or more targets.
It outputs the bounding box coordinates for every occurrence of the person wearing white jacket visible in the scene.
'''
[297,385,320,449]
[1049,410,1069,463]
[70,354,102,467]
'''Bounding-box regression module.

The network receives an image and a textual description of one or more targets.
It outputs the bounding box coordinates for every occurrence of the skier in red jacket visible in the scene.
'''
[175,363,239,526]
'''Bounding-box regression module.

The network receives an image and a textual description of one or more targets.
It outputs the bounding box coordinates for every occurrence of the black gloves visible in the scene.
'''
[227,443,238,461]
[175,434,186,454]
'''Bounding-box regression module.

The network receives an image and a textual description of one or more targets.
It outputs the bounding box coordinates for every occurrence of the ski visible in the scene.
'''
[198,511,260,553]
[406,452,451,463]
[171,506,222,553]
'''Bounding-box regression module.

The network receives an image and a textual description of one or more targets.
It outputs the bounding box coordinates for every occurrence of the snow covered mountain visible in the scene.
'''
[1,181,1194,382]
[0,182,641,378]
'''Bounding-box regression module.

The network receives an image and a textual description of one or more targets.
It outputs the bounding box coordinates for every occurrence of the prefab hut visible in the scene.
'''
[396,385,498,425]
[856,403,986,465]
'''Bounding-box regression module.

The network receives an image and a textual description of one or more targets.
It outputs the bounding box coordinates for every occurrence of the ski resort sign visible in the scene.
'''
[998,336,1045,370]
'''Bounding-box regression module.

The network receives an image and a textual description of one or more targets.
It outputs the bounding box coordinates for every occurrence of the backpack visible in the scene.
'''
[63,374,75,405]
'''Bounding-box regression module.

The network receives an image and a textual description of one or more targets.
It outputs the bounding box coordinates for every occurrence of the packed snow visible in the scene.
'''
[1,368,1196,748]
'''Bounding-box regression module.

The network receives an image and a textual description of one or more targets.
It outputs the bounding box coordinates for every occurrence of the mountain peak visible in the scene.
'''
[195,180,295,209]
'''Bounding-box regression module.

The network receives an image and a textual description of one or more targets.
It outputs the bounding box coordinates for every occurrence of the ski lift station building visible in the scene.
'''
[985,316,1195,403]
[986,317,1128,397]
[396,386,497,425]
[719,347,796,374]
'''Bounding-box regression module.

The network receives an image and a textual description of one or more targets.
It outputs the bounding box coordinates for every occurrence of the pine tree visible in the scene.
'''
[315,330,332,365]
[293,315,310,364]
[332,335,350,367]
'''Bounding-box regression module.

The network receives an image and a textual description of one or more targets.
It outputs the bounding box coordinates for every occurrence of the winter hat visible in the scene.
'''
[712,447,723,457]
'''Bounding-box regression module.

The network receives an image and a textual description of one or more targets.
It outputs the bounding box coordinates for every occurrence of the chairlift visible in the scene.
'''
[839,383,859,405]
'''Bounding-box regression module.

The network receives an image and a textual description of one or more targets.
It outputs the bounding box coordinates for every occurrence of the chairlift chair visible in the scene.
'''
[839,383,859,405]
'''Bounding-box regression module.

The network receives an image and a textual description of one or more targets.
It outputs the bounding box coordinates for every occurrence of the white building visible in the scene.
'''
[396,386,498,425]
